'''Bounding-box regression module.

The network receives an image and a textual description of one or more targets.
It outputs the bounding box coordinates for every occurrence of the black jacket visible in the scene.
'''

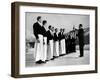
[58,32,64,41]
[33,22,42,39]
[54,33,59,41]
[46,30,53,44]
[78,28,84,46]
[41,26,47,37]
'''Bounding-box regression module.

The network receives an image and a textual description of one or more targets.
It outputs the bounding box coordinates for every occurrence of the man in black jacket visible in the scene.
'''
[46,25,53,45]
[41,20,47,37]
[78,24,84,57]
[68,34,71,53]
[53,28,59,57]
[41,20,47,62]
[33,16,43,63]
[65,34,69,53]
[58,28,63,41]
[54,28,59,41]
[58,28,63,56]
[72,27,76,52]
[61,28,66,55]
[33,16,42,41]
[46,25,54,60]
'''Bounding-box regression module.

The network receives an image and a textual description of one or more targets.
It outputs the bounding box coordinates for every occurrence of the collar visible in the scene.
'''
[37,21,42,26]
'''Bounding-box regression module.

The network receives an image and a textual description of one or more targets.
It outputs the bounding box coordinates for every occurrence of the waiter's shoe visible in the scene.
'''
[36,60,43,64]
[35,60,41,64]
[60,54,64,56]
[79,55,83,57]
[51,58,55,60]
[53,56,56,58]
[59,55,62,56]
[45,60,49,62]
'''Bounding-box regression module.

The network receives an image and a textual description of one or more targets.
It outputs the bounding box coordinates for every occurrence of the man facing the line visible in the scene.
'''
[77,24,84,57]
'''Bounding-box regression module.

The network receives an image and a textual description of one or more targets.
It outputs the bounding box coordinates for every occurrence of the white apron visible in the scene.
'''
[61,39,66,54]
[42,37,47,61]
[59,41,62,55]
[47,40,53,60]
[34,34,43,62]
[54,41,59,56]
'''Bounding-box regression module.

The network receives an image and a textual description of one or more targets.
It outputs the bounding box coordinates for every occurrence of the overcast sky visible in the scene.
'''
[25,12,90,38]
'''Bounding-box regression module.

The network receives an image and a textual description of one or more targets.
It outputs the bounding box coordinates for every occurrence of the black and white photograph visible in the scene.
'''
[11,2,97,78]
[25,13,90,67]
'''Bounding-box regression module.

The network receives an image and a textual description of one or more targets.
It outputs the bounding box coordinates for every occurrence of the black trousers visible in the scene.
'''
[79,45,84,56]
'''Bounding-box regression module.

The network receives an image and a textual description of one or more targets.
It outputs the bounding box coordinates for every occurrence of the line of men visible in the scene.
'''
[65,32,76,53]
[33,16,84,64]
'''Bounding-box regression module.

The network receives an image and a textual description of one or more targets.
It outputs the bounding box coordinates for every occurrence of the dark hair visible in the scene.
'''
[62,28,65,32]
[73,27,75,30]
[42,20,47,25]
[79,24,82,27]
[37,16,41,21]
[55,28,58,32]
[48,25,51,29]
[68,35,71,38]
[52,27,54,29]
[60,28,62,31]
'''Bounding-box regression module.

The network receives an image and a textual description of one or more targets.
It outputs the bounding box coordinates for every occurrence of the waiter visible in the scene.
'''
[51,27,55,60]
[61,29,66,55]
[78,24,84,57]
[41,20,47,63]
[46,25,54,60]
[72,27,76,52]
[33,16,43,64]
[70,32,73,53]
[54,28,59,57]
[58,28,63,56]
[68,34,71,53]
[65,34,69,54]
